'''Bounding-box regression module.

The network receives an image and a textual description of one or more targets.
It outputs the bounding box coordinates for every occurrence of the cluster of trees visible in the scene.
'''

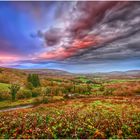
[27,74,40,88]
[1,73,94,101]
[7,74,41,101]
[44,83,92,96]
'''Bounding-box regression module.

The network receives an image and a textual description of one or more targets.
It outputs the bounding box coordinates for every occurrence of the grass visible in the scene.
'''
[92,84,101,89]
[0,96,64,109]
[0,98,35,109]
[78,76,90,83]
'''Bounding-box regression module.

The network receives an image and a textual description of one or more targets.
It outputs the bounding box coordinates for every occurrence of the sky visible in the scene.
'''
[0,1,140,73]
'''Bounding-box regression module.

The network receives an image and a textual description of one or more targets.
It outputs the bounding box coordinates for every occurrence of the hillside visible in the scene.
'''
[1,67,140,84]
[0,67,73,84]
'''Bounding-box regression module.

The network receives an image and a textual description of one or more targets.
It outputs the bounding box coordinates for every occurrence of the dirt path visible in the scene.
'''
[0,104,34,113]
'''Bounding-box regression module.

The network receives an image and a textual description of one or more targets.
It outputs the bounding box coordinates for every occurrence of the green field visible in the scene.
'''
[108,79,140,83]
[0,83,10,91]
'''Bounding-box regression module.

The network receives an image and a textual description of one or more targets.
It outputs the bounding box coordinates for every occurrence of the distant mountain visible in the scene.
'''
[125,70,140,75]
[101,70,140,75]
[1,66,140,78]
[91,70,140,78]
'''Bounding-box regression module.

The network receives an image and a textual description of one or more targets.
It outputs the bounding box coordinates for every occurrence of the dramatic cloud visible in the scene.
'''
[0,1,140,72]
[37,2,140,62]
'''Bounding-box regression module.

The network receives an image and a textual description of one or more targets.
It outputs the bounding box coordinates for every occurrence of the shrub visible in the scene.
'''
[99,85,105,91]
[34,97,42,104]
[34,96,49,104]
[32,88,42,97]
[17,89,32,99]
[25,82,34,90]
[134,87,140,94]
[45,86,52,96]
[42,96,49,103]
[0,90,11,101]
[86,80,93,84]
[8,84,20,101]
[103,88,114,96]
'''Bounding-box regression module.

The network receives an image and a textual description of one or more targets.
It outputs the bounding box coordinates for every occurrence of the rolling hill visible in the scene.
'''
[0,67,140,84]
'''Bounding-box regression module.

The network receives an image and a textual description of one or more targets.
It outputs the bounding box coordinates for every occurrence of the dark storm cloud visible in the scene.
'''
[39,1,120,46]
[68,1,119,38]
[44,28,64,46]
[61,1,140,64]
[65,30,140,65]
[37,1,140,64]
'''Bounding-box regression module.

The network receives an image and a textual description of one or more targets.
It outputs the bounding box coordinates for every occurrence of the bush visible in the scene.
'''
[45,86,52,96]
[86,80,93,84]
[99,85,105,92]
[0,90,11,101]
[33,96,49,105]
[103,88,114,96]
[33,97,42,104]
[25,82,34,90]
[32,88,42,97]
[42,96,49,103]
[8,84,20,101]
[134,87,140,94]
[17,89,32,99]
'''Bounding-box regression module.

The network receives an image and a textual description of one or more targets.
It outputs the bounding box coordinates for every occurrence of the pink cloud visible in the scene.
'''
[0,55,23,66]
[39,35,104,60]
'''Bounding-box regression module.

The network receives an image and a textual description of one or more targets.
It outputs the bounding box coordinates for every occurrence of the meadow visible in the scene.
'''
[0,67,140,139]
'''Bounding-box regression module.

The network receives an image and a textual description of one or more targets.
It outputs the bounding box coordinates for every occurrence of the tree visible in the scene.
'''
[86,80,93,84]
[9,84,20,101]
[27,74,41,88]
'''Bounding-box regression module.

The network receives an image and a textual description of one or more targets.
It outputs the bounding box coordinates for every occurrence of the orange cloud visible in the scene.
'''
[39,35,104,60]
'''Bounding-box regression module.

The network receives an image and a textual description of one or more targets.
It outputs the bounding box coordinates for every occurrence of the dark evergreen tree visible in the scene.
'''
[27,74,41,87]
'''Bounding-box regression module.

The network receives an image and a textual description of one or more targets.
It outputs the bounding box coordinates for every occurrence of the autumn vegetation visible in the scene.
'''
[0,67,140,138]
